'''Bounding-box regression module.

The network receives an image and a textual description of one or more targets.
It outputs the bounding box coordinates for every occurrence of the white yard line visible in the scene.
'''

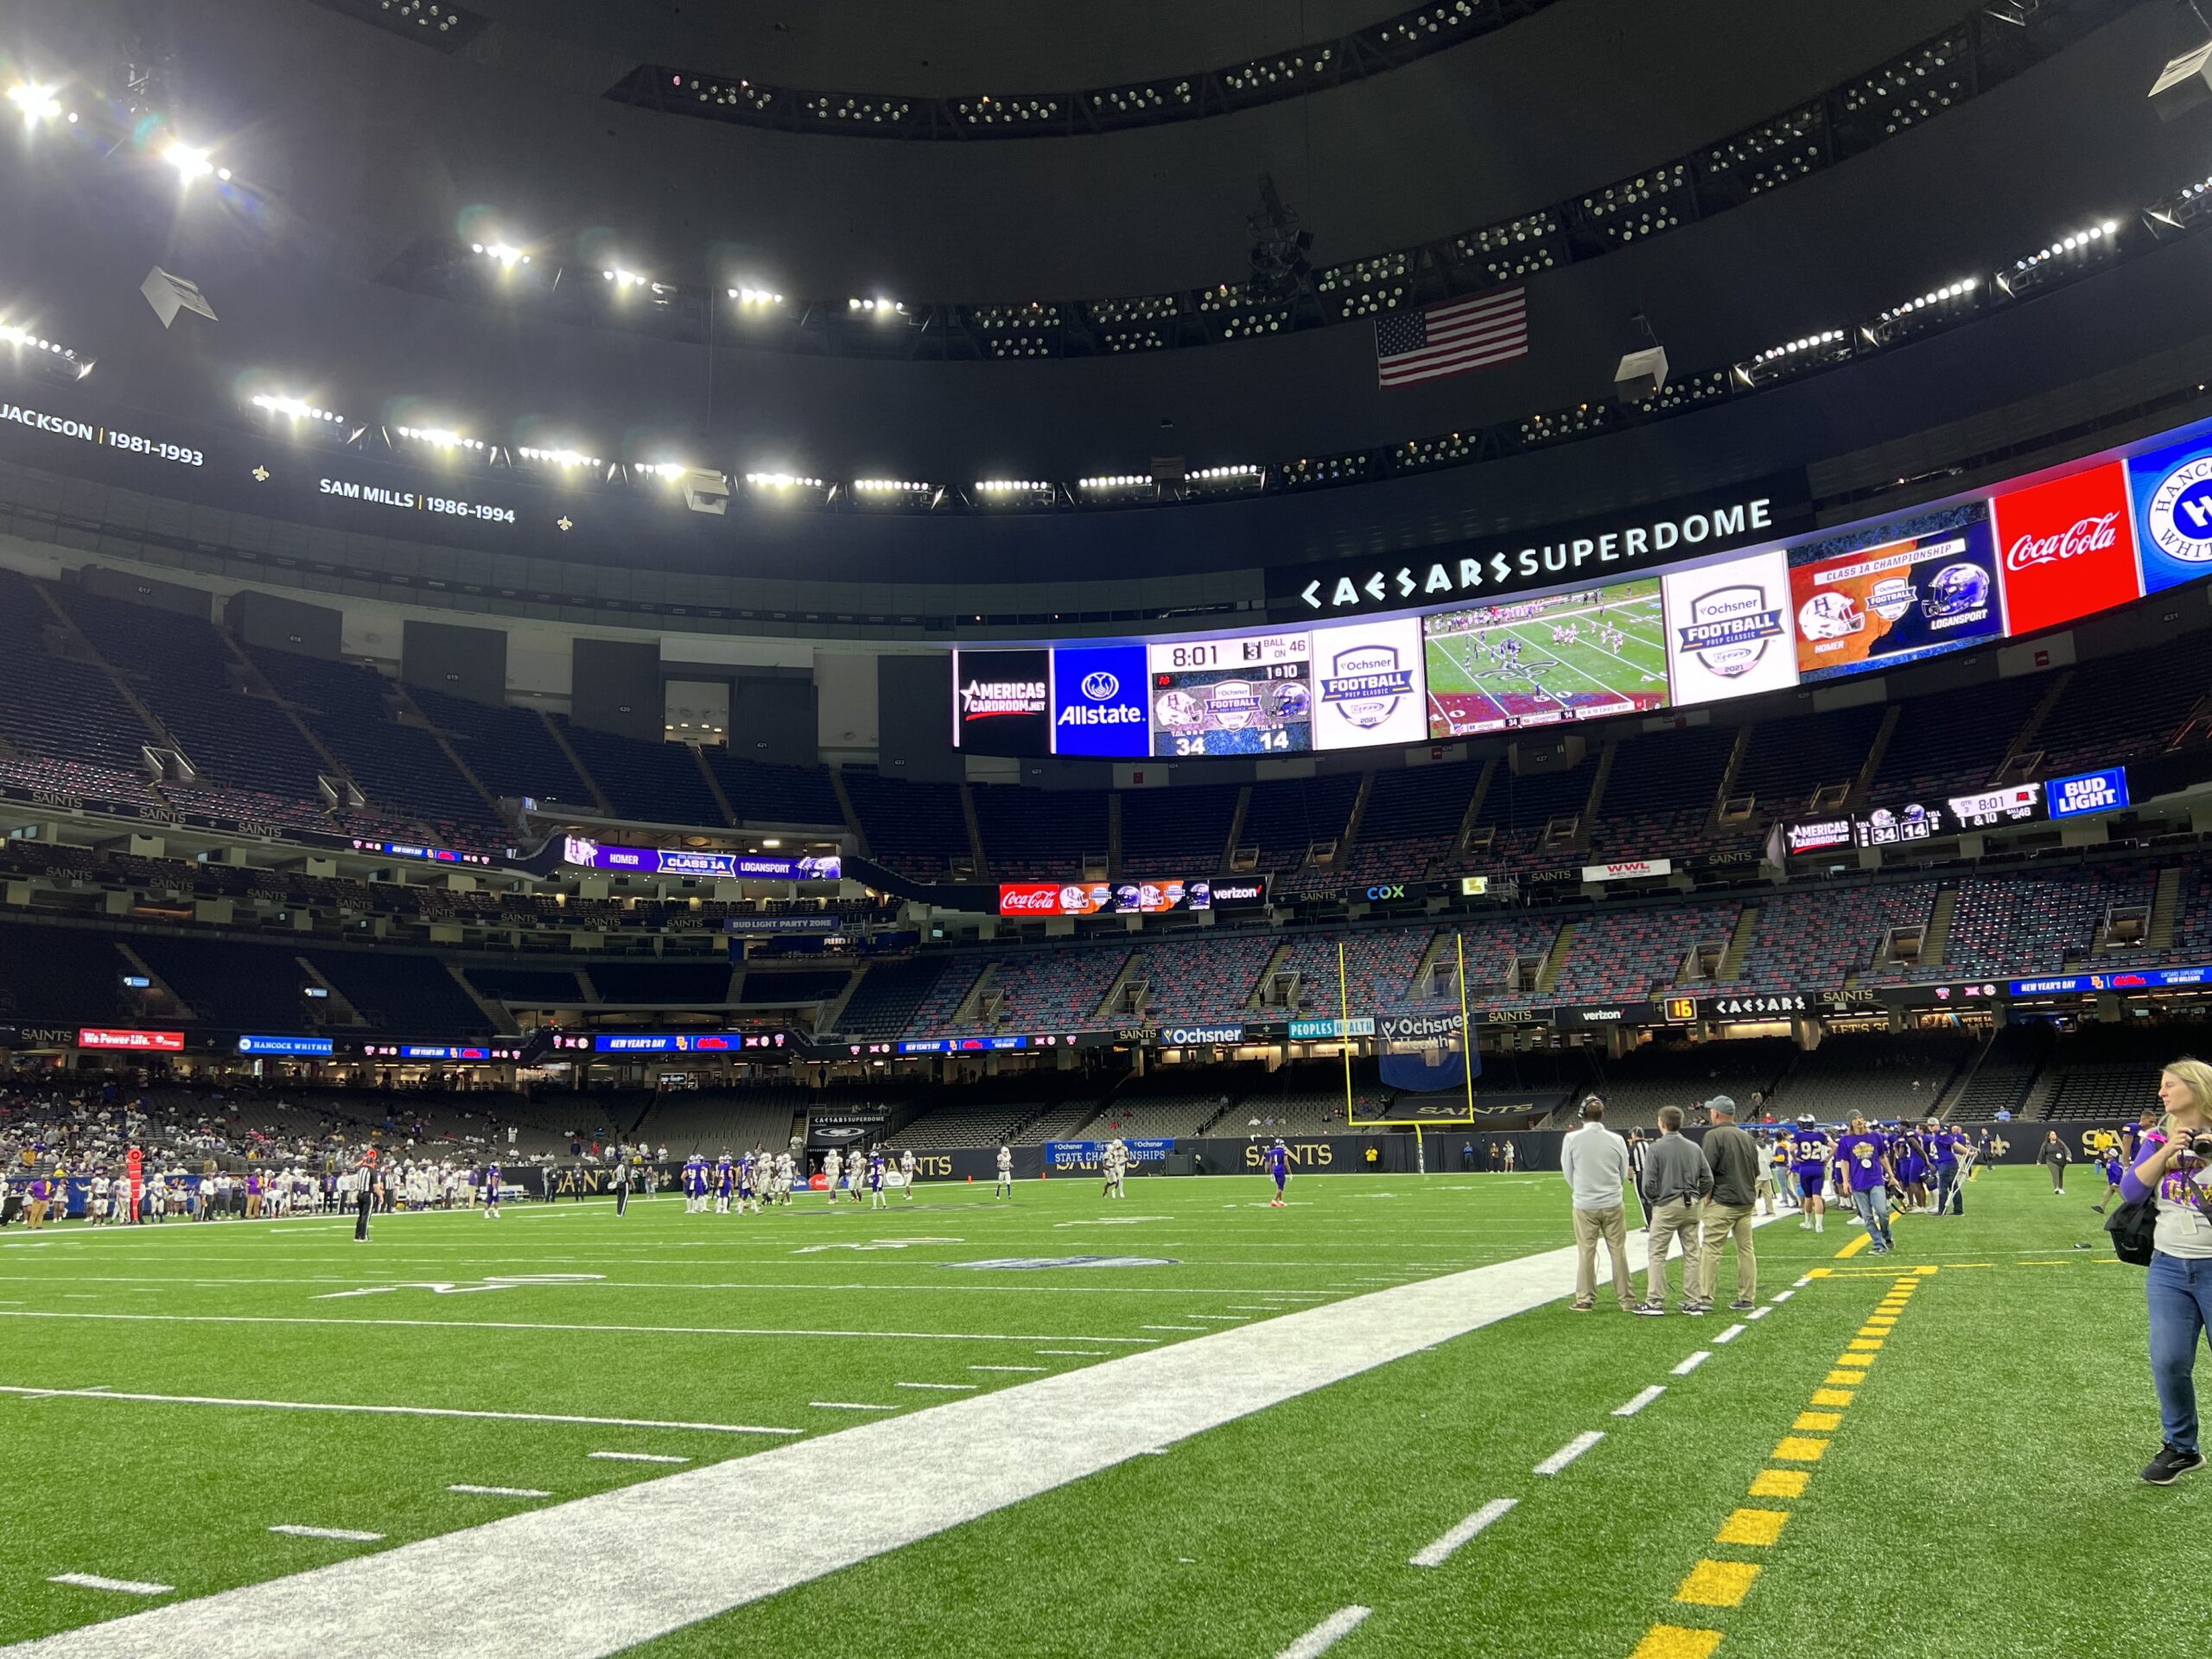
[1534,1430,1605,1475]
[1770,1289,1795,1303]
[970,1364,1047,1373]
[587,1452,688,1465]
[0,1384,797,1438]
[0,1237,1616,1659]
[1712,1323,1749,1345]
[1276,1605,1372,1659]
[0,1310,1154,1345]
[269,1527,382,1543]
[1408,1498,1516,1568]
[1611,1385,1666,1418]
[893,1382,976,1392]
[45,1577,169,1598]
[809,1402,894,1412]
[448,1487,550,1499]
[1033,1350,1105,1357]
[1746,1306,1771,1321]
[1671,1350,1713,1376]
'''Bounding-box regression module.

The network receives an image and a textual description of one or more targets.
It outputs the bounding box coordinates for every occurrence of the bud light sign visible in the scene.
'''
[2127,428,2212,595]
[2045,766,2129,821]
[1049,645,1149,756]
[1991,461,2142,636]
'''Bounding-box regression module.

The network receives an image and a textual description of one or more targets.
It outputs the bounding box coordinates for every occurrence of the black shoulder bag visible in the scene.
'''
[2109,1154,2205,1267]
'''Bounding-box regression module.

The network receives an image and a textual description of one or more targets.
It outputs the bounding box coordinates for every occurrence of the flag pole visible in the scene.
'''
[1458,929,1474,1124]
[1338,938,1353,1127]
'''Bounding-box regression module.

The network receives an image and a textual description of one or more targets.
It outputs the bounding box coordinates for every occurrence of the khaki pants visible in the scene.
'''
[1646,1198,1704,1306]
[1572,1205,1637,1309]
[1698,1201,1757,1306]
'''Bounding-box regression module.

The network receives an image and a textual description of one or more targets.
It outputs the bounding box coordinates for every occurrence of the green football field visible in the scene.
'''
[0,1166,2170,1657]
[1422,584,1669,736]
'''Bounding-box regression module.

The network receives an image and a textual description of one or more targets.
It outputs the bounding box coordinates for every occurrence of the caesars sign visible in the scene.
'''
[1270,478,1803,620]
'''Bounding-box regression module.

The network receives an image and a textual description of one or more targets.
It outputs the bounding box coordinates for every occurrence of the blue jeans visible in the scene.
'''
[1935,1163,1961,1214]
[1849,1185,1893,1248]
[2146,1251,2212,1452]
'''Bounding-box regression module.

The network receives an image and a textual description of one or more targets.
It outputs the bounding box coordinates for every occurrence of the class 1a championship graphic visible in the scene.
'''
[1786,513,2001,680]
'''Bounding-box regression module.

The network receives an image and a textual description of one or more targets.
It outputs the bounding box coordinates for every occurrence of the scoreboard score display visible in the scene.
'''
[1147,632,1313,757]
[1782,766,2130,855]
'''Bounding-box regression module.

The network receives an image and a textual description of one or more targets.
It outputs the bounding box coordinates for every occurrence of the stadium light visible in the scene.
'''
[1078,474,1152,492]
[393,423,485,452]
[1732,327,1851,386]
[518,444,604,468]
[470,241,531,268]
[251,393,346,423]
[6,83,62,125]
[849,297,906,315]
[852,478,931,493]
[975,479,1049,492]
[1995,219,2121,295]
[744,471,825,489]
[1868,276,1982,344]
[163,142,224,184]
[727,285,784,304]
[0,321,93,379]
[632,461,688,480]
[602,267,649,289]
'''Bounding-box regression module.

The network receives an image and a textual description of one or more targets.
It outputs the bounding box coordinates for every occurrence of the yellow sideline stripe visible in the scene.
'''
[1833,1231,1872,1259]
[1628,1626,1722,1659]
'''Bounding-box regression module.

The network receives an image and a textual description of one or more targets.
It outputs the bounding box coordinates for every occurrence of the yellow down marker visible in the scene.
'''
[1675,1560,1761,1608]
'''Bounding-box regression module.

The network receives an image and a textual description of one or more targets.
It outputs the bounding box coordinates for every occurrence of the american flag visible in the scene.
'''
[1374,288,1528,387]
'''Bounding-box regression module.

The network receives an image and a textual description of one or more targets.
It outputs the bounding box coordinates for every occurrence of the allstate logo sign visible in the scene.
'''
[1052,645,1147,755]
[2145,454,2212,565]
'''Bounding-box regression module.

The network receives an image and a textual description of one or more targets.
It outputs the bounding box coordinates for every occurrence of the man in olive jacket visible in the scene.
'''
[1698,1095,1762,1311]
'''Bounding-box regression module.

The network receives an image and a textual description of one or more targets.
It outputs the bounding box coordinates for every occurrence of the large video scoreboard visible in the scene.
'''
[950,411,2212,761]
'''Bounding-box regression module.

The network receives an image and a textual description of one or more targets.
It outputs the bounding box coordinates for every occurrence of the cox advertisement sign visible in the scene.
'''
[1991,461,2141,636]
[1050,645,1148,756]
[2127,428,2212,594]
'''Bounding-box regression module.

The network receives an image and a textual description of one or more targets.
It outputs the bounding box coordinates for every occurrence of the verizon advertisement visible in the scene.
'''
[78,1027,186,1052]
[1991,461,2141,637]
[997,877,1267,917]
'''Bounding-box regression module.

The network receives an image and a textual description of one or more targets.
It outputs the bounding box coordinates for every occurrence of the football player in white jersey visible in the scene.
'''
[995,1143,1014,1199]
[899,1147,918,1200]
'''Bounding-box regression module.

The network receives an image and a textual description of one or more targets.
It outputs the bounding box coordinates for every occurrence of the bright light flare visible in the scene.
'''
[164,142,216,184]
[7,83,61,124]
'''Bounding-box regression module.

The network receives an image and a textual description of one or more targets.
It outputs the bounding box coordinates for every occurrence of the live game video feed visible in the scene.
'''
[1420,577,1669,738]
[1147,631,1313,756]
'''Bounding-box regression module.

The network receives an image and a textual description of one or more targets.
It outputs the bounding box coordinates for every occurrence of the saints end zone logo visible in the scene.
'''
[1319,645,1414,729]
[1675,584,1783,677]
[2146,453,2212,565]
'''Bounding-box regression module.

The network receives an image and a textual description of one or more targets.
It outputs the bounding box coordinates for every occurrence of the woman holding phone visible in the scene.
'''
[2124,1059,2212,1484]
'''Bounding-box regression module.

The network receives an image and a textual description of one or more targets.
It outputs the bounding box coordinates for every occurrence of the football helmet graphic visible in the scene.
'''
[1922,561,1991,619]
[1797,590,1865,640]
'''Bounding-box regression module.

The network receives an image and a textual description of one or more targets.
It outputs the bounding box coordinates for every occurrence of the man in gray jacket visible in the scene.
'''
[1637,1105,1713,1315]
[1697,1095,1762,1311]
[1560,1097,1637,1313]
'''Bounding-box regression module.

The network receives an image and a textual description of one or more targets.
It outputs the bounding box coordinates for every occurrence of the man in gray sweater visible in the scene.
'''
[1637,1105,1713,1315]
[1697,1094,1762,1311]
[1560,1097,1637,1313]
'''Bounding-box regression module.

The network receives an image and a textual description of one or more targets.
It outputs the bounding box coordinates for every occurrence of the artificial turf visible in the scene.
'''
[0,1166,2166,1656]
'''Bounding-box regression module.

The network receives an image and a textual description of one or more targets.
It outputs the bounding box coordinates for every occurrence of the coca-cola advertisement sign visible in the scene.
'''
[1991,461,2142,637]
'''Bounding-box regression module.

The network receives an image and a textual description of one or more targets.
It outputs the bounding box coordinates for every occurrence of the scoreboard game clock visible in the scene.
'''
[1147,632,1313,756]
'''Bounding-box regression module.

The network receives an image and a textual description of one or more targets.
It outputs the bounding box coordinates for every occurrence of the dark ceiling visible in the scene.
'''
[1,0,2207,590]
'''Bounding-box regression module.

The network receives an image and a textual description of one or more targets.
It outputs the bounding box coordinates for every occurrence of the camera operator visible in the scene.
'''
[2123,1060,2212,1484]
